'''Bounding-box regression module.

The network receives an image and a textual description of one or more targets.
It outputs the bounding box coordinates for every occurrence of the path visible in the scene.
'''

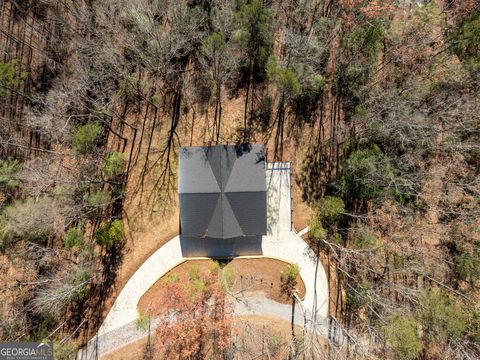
[78,162,329,359]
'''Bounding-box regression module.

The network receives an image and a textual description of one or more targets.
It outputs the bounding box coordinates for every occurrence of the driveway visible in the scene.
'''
[78,162,328,359]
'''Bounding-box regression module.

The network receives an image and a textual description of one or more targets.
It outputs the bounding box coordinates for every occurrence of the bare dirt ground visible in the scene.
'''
[138,258,306,313]
[292,176,312,231]
[120,209,179,287]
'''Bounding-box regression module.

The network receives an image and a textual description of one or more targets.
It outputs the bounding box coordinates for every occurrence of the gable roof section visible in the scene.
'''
[179,144,267,239]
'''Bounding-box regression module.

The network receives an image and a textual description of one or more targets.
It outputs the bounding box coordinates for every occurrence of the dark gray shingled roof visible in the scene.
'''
[178,144,267,239]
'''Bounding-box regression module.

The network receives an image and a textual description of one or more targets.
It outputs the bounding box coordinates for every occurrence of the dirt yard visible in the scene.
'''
[138,258,306,313]
[292,175,313,231]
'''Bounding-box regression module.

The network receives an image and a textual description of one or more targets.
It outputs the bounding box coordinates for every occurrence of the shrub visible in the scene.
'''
[33,264,92,319]
[150,94,162,104]
[189,265,206,292]
[318,196,345,224]
[119,7,152,33]
[332,232,343,245]
[417,290,468,342]
[87,189,111,208]
[1,197,59,245]
[163,273,180,286]
[282,263,300,280]
[351,226,379,249]
[104,152,126,178]
[0,60,28,98]
[63,225,84,250]
[338,144,391,200]
[384,314,421,360]
[222,264,235,291]
[0,158,21,193]
[95,219,124,247]
[293,335,305,355]
[471,311,480,343]
[454,250,480,285]
[72,123,103,154]
[188,265,201,281]
[346,282,371,312]
[136,311,149,331]
[53,341,77,360]
[68,265,91,302]
[310,213,327,241]
[0,218,8,248]
[449,13,480,78]
[267,334,284,355]
[280,263,300,297]
[118,72,143,103]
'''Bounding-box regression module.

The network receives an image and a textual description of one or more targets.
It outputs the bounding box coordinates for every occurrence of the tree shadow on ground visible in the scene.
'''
[69,197,127,347]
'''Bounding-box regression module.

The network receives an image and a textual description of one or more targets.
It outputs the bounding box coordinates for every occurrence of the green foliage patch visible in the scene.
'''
[201,32,226,57]
[221,264,235,291]
[267,56,301,98]
[417,290,469,342]
[104,152,126,178]
[337,144,394,201]
[346,282,371,312]
[449,13,480,78]
[310,213,327,241]
[63,224,84,250]
[384,314,421,360]
[72,123,104,154]
[135,311,150,331]
[454,247,480,286]
[318,196,345,224]
[280,263,300,298]
[281,263,300,280]
[87,189,111,208]
[234,0,274,80]
[351,225,379,249]
[0,158,21,195]
[95,219,124,247]
[68,265,91,302]
[0,60,28,98]
[53,341,78,360]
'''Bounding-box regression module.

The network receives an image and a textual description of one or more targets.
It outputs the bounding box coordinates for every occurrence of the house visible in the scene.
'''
[178,144,267,257]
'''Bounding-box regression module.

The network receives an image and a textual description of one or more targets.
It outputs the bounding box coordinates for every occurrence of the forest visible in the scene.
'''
[0,0,479,359]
